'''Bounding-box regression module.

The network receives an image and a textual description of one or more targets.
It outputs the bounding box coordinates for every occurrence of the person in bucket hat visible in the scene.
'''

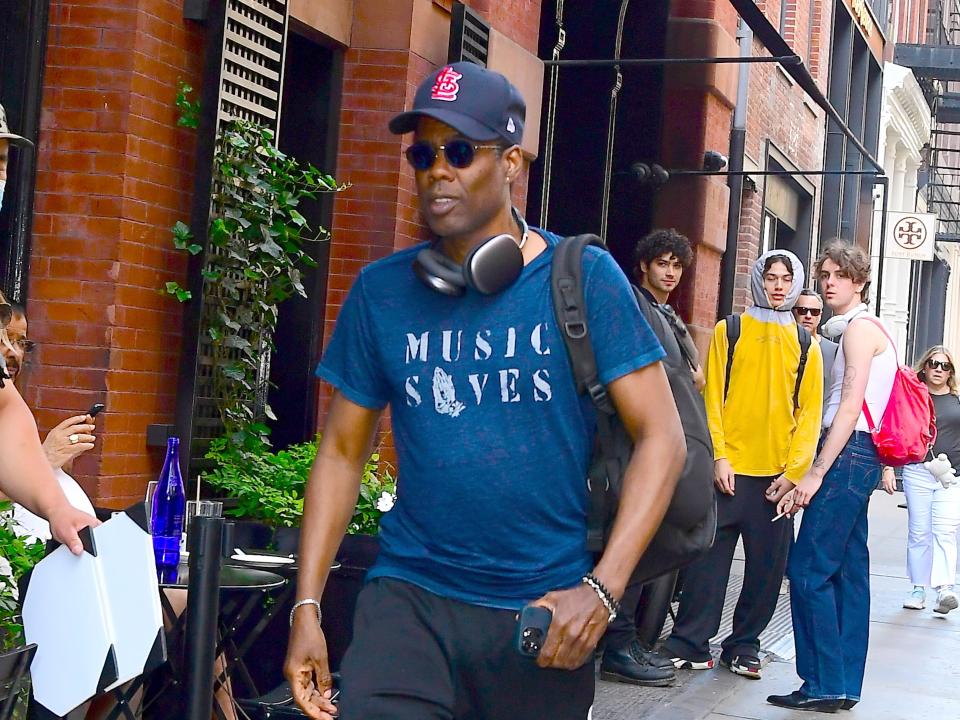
[0,102,33,214]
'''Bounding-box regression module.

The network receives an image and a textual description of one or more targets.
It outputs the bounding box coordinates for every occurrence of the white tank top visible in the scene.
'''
[823,317,898,431]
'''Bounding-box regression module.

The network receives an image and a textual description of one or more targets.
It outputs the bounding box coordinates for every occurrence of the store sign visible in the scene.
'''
[886,211,937,261]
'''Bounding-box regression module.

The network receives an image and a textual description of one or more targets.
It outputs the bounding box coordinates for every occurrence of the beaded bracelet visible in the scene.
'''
[582,574,620,622]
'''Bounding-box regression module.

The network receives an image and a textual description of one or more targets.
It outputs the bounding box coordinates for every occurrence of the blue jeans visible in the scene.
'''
[787,431,880,701]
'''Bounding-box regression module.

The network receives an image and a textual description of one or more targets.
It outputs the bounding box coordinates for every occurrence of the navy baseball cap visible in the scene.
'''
[389,62,525,146]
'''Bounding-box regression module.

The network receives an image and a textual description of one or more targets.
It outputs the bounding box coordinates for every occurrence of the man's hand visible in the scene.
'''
[531,583,609,670]
[765,474,794,503]
[881,466,896,495]
[284,614,338,719]
[46,503,99,555]
[777,473,824,516]
[43,415,96,470]
[714,458,735,496]
[692,365,706,392]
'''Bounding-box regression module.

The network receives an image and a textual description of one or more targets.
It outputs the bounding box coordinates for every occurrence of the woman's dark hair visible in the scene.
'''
[762,253,793,275]
[633,228,693,271]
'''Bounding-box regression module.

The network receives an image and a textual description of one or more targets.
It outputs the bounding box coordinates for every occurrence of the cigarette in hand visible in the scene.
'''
[771,511,788,523]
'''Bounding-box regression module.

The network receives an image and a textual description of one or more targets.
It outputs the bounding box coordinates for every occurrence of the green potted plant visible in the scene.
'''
[201,434,396,549]
[0,501,46,650]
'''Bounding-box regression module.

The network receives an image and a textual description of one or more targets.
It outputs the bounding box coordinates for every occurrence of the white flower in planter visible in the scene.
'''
[376,491,396,513]
[0,555,13,580]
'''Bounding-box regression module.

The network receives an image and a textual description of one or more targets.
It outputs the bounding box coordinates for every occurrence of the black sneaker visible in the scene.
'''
[652,647,714,670]
[721,654,762,679]
[600,642,676,687]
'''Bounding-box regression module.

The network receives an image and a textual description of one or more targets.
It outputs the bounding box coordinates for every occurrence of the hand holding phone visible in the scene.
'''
[87,403,105,419]
[514,605,552,658]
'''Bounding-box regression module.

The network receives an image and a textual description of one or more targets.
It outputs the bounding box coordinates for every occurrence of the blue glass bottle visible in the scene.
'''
[152,436,186,569]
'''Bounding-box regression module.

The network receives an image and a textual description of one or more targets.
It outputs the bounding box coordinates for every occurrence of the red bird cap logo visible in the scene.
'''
[431,66,463,102]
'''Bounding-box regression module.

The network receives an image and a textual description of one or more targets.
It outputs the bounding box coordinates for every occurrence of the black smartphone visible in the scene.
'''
[514,604,552,658]
[88,403,106,418]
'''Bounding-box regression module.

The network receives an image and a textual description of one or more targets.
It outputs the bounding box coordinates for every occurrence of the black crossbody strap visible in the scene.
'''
[794,325,811,411]
[723,314,740,402]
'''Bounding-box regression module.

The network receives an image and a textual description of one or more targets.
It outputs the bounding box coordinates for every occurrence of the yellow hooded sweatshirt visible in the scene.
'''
[704,250,824,482]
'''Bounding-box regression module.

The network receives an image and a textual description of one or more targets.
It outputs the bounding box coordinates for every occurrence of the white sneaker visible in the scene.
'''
[903,586,926,610]
[934,588,959,615]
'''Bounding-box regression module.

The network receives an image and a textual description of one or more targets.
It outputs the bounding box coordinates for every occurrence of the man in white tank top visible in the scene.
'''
[768,241,897,713]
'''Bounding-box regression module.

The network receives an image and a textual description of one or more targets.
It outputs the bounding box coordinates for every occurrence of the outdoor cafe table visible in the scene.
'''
[133,562,287,720]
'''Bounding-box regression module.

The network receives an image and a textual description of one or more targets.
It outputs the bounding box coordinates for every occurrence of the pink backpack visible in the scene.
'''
[859,318,936,466]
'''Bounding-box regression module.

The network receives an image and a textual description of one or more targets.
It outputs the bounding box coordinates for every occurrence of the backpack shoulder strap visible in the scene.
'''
[794,325,812,411]
[723,314,740,402]
[551,234,615,552]
[551,234,613,414]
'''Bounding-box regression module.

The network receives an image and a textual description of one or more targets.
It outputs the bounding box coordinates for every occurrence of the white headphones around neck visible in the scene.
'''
[821,303,868,340]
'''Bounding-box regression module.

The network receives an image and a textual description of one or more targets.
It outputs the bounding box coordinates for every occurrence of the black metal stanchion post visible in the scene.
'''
[185,515,224,720]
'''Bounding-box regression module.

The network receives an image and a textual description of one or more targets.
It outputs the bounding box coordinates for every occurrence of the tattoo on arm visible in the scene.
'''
[840,364,857,395]
[813,457,826,469]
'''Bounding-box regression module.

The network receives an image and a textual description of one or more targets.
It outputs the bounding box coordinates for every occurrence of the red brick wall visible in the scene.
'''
[28,0,202,506]
[732,0,827,313]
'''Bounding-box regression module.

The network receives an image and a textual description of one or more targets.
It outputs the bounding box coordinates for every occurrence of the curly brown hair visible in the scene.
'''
[915,345,959,396]
[814,240,871,303]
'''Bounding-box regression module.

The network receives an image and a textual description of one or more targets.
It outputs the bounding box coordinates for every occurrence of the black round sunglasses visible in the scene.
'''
[405,140,502,171]
[926,359,954,372]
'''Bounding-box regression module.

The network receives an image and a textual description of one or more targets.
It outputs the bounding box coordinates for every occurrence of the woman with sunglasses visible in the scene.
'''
[899,346,960,614]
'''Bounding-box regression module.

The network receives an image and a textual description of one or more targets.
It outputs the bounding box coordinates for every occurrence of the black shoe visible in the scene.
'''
[600,642,676,687]
[840,699,858,710]
[720,653,761,679]
[767,691,843,713]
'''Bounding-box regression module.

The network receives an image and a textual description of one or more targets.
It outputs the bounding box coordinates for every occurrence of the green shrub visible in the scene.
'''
[203,436,395,534]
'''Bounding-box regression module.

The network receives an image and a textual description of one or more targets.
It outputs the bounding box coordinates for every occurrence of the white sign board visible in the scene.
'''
[886,211,937,261]
[22,506,165,716]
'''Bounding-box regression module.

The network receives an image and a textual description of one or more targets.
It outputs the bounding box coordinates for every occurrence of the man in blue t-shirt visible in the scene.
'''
[284,62,685,720]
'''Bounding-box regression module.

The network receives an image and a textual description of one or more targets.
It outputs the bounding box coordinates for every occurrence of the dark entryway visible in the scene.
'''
[0,0,48,301]
[268,29,343,449]
[528,0,670,273]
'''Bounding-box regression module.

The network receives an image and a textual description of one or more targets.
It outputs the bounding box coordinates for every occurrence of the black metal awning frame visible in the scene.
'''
[538,0,890,312]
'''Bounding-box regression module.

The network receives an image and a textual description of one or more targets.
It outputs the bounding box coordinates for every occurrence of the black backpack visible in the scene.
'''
[551,234,717,586]
[723,314,811,410]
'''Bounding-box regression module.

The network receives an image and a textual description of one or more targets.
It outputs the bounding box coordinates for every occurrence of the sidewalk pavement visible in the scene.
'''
[595,491,960,719]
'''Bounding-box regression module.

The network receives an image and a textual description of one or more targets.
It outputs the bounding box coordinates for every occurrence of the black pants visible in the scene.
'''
[661,475,792,662]
[339,578,595,720]
[604,571,678,651]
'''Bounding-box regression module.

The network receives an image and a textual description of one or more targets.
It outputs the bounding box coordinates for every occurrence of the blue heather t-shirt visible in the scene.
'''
[317,230,665,609]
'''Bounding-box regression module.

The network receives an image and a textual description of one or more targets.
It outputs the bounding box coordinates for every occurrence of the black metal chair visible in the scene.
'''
[0,643,37,720]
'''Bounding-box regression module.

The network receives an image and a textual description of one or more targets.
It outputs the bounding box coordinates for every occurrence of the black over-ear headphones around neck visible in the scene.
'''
[413,208,530,296]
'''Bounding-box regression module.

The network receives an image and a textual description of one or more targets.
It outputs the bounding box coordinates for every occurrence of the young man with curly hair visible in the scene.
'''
[769,241,897,712]
[633,229,704,390]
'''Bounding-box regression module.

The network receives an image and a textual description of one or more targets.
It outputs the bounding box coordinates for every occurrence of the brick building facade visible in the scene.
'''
[0,1,885,506]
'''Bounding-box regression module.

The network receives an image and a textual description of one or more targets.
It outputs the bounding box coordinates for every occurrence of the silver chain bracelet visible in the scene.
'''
[289,598,322,628]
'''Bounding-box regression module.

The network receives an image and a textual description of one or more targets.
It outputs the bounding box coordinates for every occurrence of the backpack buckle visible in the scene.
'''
[564,321,587,339]
[587,382,608,405]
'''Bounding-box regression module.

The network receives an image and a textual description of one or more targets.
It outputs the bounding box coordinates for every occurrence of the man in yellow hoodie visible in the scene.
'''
[656,249,823,680]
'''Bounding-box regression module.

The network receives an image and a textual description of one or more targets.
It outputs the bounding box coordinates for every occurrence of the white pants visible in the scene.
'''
[903,463,960,588]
